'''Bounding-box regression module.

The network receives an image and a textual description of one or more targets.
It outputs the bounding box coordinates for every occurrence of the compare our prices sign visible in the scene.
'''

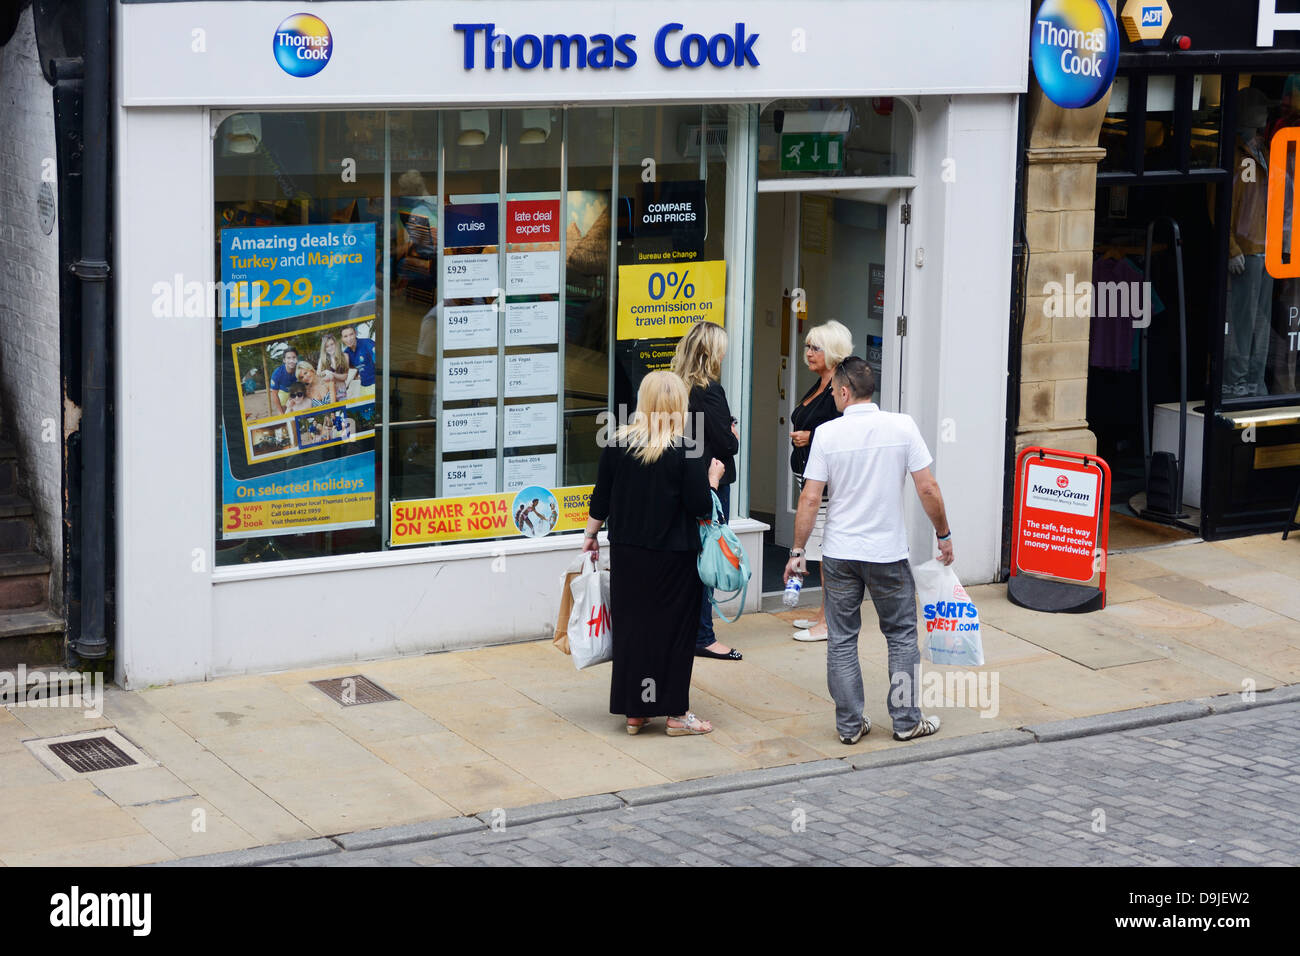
[1013,451,1109,584]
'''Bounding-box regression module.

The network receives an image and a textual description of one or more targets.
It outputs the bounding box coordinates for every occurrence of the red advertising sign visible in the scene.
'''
[506,199,560,244]
[1011,448,1111,596]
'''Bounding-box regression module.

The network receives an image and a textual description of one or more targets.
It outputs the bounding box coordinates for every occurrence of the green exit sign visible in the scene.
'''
[780,133,844,172]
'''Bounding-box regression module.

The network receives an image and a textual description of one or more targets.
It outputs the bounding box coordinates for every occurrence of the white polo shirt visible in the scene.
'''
[802,402,933,563]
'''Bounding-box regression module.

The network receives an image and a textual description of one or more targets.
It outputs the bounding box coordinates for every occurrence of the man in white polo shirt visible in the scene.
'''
[783,356,954,745]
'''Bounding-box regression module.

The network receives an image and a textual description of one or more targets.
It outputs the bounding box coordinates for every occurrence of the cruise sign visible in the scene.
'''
[1031,0,1120,109]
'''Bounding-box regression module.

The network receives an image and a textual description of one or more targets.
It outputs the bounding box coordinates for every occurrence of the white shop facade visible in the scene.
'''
[114,0,1028,686]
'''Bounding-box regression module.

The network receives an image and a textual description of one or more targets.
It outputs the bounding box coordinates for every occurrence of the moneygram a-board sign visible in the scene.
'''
[1031,0,1120,109]
[1010,447,1112,607]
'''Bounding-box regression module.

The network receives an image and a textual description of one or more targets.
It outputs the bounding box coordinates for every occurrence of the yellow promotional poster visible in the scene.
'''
[391,484,594,546]
[616,260,726,340]
[224,486,373,536]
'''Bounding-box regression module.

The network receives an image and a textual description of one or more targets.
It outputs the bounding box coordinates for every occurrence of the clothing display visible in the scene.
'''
[1225,132,1275,398]
[1089,256,1142,372]
[1227,254,1274,397]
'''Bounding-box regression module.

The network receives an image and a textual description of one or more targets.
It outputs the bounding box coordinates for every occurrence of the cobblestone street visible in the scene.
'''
[281,701,1300,867]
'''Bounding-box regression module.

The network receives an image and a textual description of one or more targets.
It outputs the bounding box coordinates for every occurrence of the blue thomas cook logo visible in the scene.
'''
[1031,0,1120,109]
[273,13,333,77]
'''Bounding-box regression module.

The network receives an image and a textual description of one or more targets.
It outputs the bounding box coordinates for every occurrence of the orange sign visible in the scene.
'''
[1267,127,1300,278]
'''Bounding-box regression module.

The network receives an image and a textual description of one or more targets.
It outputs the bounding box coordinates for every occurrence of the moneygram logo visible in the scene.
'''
[1031,0,1119,109]
[1026,463,1098,517]
[274,13,333,78]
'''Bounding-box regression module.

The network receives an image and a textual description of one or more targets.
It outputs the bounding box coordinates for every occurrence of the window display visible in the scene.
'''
[215,105,738,564]
[1227,74,1300,399]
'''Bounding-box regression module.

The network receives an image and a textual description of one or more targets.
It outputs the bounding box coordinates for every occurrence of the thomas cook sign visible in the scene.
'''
[1031,0,1120,109]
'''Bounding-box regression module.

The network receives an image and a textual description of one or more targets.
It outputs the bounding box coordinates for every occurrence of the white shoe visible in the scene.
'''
[793,628,827,642]
[893,713,941,741]
[840,716,871,745]
[793,618,817,629]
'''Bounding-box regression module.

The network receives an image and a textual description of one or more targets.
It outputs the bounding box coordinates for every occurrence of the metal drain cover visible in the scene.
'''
[49,736,135,773]
[310,675,398,706]
[25,729,156,781]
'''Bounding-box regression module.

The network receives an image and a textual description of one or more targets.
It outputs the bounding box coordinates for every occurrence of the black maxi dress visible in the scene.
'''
[589,439,714,718]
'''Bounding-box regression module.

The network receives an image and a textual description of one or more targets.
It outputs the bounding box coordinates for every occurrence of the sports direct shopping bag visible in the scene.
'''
[566,552,613,669]
[912,559,985,666]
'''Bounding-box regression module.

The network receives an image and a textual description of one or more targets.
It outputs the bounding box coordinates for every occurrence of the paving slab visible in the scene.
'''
[3,533,1299,866]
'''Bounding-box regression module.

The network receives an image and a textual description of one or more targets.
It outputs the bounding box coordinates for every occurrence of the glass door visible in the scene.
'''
[772,189,904,549]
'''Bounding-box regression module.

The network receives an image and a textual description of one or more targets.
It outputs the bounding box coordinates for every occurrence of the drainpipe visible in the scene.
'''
[1000,91,1029,581]
[71,0,109,659]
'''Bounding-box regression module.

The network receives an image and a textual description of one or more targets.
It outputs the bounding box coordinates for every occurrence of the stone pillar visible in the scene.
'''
[1015,0,1115,456]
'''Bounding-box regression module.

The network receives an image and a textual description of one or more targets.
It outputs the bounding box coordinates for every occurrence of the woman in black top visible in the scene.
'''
[789,320,854,642]
[672,320,743,661]
[584,371,725,736]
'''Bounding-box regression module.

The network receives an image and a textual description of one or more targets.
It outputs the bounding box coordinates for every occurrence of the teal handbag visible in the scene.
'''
[697,490,751,623]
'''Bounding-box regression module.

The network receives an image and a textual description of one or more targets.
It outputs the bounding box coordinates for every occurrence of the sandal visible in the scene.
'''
[666,712,713,736]
[627,717,650,735]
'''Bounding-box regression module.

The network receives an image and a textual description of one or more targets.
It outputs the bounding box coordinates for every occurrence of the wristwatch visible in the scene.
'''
[790,548,805,557]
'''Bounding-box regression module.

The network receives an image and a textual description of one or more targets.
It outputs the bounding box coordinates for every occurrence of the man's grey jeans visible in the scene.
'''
[821,555,922,738]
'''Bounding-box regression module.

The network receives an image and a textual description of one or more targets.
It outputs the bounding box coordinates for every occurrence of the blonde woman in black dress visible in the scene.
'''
[790,319,854,642]
[583,371,725,736]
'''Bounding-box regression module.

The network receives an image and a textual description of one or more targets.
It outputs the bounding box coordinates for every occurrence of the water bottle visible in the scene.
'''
[783,573,803,608]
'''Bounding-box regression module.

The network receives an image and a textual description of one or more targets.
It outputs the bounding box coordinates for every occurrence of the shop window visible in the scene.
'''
[213,105,739,565]
[757,98,912,179]
[213,111,386,566]
[1142,75,1180,172]
[1099,77,1133,173]
[1222,74,1300,402]
[1101,74,1226,176]
[612,105,731,410]
[1190,75,1223,170]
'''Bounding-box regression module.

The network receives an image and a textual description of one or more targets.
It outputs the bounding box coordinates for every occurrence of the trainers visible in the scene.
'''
[893,714,941,741]
[839,716,871,745]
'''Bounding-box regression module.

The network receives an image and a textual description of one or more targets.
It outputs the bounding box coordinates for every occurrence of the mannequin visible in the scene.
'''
[1225,86,1273,399]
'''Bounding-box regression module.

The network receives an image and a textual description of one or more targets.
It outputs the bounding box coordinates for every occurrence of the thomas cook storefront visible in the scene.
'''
[115,0,1027,686]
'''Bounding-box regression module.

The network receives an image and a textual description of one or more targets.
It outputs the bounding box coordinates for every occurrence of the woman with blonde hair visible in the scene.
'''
[316,333,356,398]
[672,320,742,661]
[789,319,854,642]
[584,371,726,736]
[294,360,337,407]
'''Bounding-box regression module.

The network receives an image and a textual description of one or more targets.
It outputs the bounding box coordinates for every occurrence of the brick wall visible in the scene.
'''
[0,6,64,609]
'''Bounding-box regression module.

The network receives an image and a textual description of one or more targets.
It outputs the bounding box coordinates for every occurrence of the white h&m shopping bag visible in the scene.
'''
[566,552,613,669]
